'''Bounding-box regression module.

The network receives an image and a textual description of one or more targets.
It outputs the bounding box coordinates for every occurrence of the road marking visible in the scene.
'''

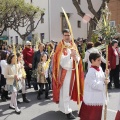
[107,109,117,113]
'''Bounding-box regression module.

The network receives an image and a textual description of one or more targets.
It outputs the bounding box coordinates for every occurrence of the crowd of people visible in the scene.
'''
[0,29,120,120]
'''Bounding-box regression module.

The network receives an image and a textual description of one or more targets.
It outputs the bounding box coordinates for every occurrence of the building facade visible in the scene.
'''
[3,0,102,44]
[108,0,120,27]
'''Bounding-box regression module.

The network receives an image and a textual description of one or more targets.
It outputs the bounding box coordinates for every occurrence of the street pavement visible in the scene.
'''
[0,87,120,120]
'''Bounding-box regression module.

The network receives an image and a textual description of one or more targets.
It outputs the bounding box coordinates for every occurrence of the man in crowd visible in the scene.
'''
[32,43,45,90]
[52,29,84,119]
[22,41,34,88]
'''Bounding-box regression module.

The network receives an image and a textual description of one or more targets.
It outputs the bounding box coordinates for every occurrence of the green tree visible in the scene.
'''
[72,0,110,40]
[0,0,44,40]
[93,3,118,44]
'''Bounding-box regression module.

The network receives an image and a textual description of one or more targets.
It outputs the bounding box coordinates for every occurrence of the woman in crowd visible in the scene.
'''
[108,40,120,89]
[1,45,6,50]
[0,51,10,101]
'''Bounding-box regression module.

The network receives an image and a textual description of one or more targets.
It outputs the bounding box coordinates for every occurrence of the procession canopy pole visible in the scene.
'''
[104,44,108,120]
[103,3,111,120]
[92,2,115,120]
[62,7,80,104]
[13,43,18,87]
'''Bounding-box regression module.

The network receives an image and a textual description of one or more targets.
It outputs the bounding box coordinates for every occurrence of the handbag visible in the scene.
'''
[31,69,37,79]
[14,80,22,91]
[17,80,22,91]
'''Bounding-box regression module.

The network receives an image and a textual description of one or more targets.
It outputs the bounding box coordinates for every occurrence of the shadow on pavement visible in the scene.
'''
[0,90,53,118]
[108,89,120,93]
[18,90,53,110]
[32,110,79,120]
[0,103,15,119]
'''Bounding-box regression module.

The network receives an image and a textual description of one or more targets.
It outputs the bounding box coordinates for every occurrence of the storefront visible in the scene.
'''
[0,36,8,45]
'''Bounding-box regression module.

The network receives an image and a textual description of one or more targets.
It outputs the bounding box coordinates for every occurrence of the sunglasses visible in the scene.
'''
[64,35,70,37]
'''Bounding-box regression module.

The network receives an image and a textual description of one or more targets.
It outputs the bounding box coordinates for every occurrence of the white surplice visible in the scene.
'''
[83,67,106,106]
[59,46,80,114]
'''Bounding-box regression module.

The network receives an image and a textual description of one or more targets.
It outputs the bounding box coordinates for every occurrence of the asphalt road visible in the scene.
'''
[0,88,120,120]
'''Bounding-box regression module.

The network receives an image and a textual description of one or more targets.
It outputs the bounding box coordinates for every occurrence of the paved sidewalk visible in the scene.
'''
[0,88,79,120]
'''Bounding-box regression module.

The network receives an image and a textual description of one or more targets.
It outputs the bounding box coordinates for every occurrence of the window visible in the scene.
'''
[78,21,81,28]
[30,0,32,3]
[15,36,18,44]
[11,37,13,44]
[110,21,115,27]
[41,17,44,23]
[78,0,81,4]
[40,33,44,43]
[61,13,70,32]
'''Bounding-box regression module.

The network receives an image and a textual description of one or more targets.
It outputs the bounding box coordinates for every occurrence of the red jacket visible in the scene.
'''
[108,45,119,69]
[22,47,34,66]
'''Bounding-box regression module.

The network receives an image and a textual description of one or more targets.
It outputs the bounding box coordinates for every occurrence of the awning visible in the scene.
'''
[0,36,8,40]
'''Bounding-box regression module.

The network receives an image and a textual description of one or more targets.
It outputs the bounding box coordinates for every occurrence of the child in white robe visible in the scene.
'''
[79,53,109,120]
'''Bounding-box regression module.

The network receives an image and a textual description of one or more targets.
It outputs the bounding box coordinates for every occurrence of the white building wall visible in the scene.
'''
[50,0,103,42]
[8,28,27,45]
[34,0,103,42]
[50,0,88,42]
[32,0,49,43]
[6,0,102,44]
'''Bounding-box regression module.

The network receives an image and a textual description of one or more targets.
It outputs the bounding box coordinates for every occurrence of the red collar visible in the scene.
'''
[91,66,100,71]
